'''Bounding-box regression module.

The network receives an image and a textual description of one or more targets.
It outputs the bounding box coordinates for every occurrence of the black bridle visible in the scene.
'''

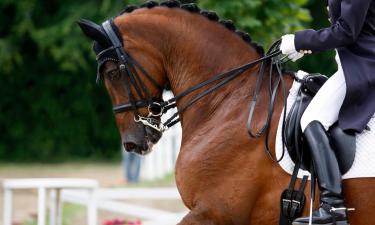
[99,21,164,112]
[97,19,290,162]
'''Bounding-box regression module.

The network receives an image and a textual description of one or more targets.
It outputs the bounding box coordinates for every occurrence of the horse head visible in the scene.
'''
[78,1,264,155]
[78,16,167,155]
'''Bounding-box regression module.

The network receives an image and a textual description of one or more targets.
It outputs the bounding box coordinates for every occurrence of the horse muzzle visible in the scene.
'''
[123,120,163,155]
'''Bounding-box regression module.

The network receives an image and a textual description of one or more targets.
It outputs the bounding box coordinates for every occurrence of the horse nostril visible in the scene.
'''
[124,142,137,152]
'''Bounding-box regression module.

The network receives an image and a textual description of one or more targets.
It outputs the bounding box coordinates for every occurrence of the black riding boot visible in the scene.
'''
[292,121,349,225]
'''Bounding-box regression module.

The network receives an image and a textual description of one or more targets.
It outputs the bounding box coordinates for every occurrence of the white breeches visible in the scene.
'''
[300,54,347,132]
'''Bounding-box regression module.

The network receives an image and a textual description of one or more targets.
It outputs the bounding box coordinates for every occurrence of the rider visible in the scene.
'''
[280,0,375,224]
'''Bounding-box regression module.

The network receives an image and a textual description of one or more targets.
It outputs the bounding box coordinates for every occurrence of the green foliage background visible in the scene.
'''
[0,0,337,162]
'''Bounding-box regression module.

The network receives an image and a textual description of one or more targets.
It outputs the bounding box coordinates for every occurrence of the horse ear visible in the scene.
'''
[77,19,109,45]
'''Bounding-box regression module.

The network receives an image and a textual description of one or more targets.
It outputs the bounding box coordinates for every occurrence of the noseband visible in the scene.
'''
[96,19,288,144]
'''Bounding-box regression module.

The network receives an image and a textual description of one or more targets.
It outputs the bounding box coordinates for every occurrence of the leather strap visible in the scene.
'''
[279,160,308,225]
[100,20,164,115]
[247,40,289,163]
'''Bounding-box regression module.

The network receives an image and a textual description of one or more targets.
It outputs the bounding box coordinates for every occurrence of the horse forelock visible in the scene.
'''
[116,0,265,56]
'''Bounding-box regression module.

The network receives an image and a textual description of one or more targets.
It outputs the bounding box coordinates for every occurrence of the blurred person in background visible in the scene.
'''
[123,151,142,183]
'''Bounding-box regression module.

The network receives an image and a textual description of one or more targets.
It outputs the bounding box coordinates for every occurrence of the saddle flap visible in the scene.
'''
[284,73,328,171]
[329,123,356,175]
[284,97,299,151]
[284,91,312,171]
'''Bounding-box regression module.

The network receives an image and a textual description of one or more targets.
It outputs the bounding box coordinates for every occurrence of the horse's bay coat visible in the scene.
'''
[79,4,375,224]
[295,0,375,132]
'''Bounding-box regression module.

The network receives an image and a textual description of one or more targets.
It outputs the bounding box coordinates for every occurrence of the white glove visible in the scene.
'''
[280,34,304,62]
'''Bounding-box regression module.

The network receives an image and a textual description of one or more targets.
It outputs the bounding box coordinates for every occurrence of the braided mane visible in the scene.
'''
[118,0,265,55]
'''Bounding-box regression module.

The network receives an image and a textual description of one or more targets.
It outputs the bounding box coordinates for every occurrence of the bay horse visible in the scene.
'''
[78,1,375,224]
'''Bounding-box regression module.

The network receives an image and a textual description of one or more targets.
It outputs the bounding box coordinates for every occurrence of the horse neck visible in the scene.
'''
[116,8,277,134]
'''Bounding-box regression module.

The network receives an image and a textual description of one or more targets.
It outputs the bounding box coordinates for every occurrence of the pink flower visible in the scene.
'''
[103,218,141,225]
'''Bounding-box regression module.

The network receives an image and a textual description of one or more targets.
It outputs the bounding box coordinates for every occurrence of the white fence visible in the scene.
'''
[62,188,187,225]
[2,179,187,225]
[1,93,184,225]
[140,91,182,181]
[2,178,99,225]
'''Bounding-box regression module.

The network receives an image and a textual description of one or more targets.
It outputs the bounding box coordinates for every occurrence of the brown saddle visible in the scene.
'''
[283,74,356,174]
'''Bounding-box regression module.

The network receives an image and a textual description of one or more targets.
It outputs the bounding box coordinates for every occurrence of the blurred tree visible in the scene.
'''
[197,0,337,75]
[0,0,140,162]
[0,0,335,162]
[198,0,311,47]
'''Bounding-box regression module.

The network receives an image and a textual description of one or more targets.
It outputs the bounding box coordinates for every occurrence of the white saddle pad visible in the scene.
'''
[275,87,375,180]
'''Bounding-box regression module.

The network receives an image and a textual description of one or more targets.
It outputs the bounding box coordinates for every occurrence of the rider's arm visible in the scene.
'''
[295,0,372,53]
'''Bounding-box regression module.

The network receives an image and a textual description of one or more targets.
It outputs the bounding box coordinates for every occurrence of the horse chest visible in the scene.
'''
[175,136,272,222]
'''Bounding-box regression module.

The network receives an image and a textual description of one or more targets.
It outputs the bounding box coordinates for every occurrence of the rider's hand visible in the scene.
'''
[280,34,304,62]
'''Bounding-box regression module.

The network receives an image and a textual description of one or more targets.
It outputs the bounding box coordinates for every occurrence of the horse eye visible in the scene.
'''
[107,70,120,81]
